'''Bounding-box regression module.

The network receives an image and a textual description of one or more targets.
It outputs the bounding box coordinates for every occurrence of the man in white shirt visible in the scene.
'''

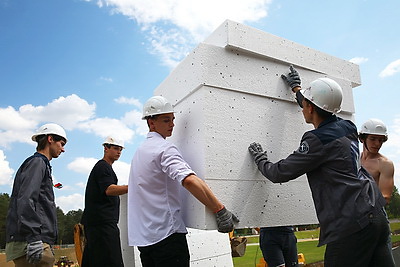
[128,95,238,267]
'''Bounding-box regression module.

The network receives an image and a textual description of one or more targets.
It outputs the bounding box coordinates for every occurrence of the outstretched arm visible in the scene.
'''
[182,174,223,212]
[182,174,239,233]
[105,184,128,196]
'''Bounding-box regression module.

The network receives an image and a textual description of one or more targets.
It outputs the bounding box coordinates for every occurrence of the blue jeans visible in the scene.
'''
[259,227,298,267]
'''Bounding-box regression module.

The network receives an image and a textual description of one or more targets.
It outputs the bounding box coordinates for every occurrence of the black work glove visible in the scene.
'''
[215,207,239,233]
[281,65,301,91]
[26,240,43,264]
[248,142,268,165]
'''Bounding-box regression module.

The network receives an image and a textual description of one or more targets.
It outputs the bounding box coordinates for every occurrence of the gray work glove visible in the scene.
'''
[248,142,269,165]
[26,240,43,264]
[281,65,301,91]
[215,207,239,233]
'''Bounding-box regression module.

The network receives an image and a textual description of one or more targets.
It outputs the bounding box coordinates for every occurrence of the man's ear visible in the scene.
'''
[148,118,156,131]
[304,101,313,114]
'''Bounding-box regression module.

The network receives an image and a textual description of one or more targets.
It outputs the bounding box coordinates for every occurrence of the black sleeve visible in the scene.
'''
[257,132,325,183]
[95,162,116,195]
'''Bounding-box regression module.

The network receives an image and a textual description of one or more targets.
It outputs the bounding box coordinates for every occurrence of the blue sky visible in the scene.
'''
[1,0,399,212]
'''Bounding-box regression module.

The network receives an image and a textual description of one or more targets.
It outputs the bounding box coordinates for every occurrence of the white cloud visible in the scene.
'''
[0,150,14,186]
[55,193,85,212]
[94,0,272,67]
[0,93,145,148]
[0,94,98,148]
[0,106,38,147]
[113,160,131,185]
[121,109,148,136]
[114,96,142,109]
[76,182,86,188]
[0,126,35,148]
[100,76,113,82]
[68,157,98,175]
[67,157,130,185]
[19,94,96,130]
[349,57,369,65]
[379,59,400,78]
[77,117,135,141]
[0,106,36,130]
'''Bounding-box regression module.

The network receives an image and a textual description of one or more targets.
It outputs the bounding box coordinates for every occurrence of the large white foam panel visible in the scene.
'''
[154,20,360,230]
[119,20,360,267]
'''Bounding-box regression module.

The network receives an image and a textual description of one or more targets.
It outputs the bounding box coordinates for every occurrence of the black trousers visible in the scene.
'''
[259,228,298,267]
[138,233,190,267]
[81,222,124,267]
[324,208,395,267]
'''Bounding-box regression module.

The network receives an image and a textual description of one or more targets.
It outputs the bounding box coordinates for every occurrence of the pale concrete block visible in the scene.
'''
[153,20,360,230]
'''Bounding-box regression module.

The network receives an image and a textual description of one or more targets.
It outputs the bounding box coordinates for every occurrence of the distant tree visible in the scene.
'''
[56,207,66,245]
[61,209,83,244]
[386,186,400,219]
[0,193,10,248]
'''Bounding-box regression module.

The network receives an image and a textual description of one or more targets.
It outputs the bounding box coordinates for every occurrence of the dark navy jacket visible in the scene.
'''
[6,152,57,244]
[257,115,385,246]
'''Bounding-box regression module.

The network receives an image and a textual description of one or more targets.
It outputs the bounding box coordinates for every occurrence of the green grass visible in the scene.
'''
[295,229,319,239]
[392,234,400,243]
[297,240,325,264]
[232,239,324,266]
[391,222,400,232]
[233,222,400,266]
[232,245,264,267]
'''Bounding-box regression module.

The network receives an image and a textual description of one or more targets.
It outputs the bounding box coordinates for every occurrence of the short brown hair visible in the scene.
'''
[35,134,66,150]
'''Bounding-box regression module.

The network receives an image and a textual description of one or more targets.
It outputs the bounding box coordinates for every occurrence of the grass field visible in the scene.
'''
[233,222,400,266]
[1,222,399,266]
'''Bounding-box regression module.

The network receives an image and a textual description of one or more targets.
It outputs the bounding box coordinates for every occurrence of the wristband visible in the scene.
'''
[214,206,225,213]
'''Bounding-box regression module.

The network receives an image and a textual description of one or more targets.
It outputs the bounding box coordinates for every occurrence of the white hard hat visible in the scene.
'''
[359,119,388,136]
[103,136,124,148]
[31,123,67,142]
[300,78,343,113]
[142,96,174,120]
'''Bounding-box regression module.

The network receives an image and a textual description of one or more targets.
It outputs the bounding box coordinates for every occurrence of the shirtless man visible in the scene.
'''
[359,118,395,204]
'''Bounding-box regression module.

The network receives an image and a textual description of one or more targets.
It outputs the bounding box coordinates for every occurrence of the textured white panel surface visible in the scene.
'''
[204,20,361,87]
[156,43,356,116]
[153,20,360,230]
[118,195,137,266]
[187,229,233,266]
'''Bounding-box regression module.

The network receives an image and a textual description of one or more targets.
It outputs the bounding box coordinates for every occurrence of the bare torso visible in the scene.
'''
[361,151,395,204]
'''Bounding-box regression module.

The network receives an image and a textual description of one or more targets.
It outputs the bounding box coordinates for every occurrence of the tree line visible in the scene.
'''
[1,186,400,249]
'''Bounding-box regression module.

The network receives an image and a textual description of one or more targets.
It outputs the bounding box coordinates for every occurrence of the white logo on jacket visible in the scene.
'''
[297,141,309,154]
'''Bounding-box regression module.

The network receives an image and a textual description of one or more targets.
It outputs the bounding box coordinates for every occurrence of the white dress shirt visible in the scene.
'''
[128,132,195,246]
